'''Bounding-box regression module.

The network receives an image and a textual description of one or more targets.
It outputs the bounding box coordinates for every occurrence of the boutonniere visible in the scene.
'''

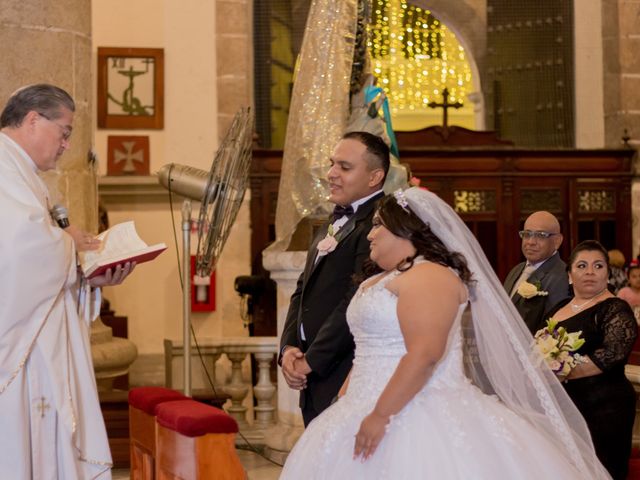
[517,280,549,299]
[317,225,339,257]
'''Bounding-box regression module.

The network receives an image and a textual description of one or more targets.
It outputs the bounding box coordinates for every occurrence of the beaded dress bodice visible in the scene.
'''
[345,270,468,405]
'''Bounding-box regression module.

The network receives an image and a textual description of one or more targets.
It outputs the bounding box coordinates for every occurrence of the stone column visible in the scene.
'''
[261,250,306,463]
[216,0,252,140]
[0,0,97,230]
[0,1,136,387]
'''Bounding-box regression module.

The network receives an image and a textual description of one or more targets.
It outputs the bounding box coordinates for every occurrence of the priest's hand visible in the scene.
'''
[281,347,308,390]
[65,225,101,252]
[89,262,136,288]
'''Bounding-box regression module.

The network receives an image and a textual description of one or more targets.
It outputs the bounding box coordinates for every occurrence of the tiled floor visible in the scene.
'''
[238,449,282,479]
[110,448,282,479]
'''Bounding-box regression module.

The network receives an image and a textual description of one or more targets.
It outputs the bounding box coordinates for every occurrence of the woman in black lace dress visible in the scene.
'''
[543,240,637,479]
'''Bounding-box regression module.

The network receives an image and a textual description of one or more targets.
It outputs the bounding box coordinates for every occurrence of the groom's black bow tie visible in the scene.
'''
[332,204,354,221]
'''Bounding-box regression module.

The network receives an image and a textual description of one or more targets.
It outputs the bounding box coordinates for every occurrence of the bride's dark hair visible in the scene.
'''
[362,193,473,285]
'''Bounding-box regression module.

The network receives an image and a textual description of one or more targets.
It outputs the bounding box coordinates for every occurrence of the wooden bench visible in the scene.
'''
[128,387,188,480]
[155,399,245,479]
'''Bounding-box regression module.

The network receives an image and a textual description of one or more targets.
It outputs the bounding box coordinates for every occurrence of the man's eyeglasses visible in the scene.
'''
[38,113,72,142]
[518,230,558,240]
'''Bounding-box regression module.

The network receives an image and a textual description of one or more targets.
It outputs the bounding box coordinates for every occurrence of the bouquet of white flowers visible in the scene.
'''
[533,318,586,377]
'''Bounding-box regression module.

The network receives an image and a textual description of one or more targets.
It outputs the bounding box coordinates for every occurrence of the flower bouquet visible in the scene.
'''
[533,318,586,377]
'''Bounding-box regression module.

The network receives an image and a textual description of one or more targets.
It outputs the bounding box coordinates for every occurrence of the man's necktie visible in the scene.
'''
[332,204,354,221]
[510,264,536,297]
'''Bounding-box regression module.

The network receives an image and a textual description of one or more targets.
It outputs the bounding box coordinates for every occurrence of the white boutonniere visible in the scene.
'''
[317,225,338,257]
[517,280,549,299]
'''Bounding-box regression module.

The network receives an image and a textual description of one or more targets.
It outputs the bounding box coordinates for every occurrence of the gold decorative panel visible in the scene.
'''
[454,190,496,213]
[578,190,615,213]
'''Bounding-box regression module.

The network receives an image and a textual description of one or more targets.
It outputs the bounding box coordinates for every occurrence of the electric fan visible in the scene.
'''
[158,107,254,394]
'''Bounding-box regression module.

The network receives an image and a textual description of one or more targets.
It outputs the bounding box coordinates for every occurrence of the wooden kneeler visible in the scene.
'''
[155,399,245,480]
[128,387,189,480]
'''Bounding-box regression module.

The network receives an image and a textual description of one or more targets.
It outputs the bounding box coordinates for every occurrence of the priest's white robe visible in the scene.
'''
[0,133,112,479]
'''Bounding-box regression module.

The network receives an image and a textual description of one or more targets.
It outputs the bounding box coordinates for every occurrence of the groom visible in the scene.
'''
[279,131,389,426]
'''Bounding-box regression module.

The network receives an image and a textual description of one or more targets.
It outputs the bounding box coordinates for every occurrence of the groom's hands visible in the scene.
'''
[282,347,310,390]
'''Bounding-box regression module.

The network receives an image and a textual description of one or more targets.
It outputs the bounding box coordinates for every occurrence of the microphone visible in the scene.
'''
[50,204,70,228]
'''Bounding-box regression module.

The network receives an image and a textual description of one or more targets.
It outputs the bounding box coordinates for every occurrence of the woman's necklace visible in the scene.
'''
[569,288,608,313]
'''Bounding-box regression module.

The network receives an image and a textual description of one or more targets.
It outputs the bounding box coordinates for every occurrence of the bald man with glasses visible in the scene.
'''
[504,211,571,334]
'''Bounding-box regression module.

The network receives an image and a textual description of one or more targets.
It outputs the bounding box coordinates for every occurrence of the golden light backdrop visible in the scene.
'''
[368,0,474,128]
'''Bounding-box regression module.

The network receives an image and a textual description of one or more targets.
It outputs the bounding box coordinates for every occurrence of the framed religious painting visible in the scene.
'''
[97,47,164,129]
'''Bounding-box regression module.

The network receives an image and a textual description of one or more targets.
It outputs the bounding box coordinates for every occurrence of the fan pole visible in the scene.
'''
[181,199,192,396]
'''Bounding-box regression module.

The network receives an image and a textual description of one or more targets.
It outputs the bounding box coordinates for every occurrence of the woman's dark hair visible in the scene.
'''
[567,240,610,276]
[362,194,473,285]
[628,264,640,277]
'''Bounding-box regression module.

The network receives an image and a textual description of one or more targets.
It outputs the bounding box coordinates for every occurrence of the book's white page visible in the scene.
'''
[80,221,148,270]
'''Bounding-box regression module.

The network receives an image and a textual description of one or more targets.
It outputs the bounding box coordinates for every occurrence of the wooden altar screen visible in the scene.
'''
[249,147,634,335]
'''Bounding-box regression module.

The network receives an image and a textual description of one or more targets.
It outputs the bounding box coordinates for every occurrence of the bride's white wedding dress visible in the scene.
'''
[281,269,585,479]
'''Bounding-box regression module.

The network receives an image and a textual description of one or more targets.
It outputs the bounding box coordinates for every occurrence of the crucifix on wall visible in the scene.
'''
[428,88,463,129]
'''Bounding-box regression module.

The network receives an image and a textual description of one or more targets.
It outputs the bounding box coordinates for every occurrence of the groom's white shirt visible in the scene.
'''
[301,189,383,341]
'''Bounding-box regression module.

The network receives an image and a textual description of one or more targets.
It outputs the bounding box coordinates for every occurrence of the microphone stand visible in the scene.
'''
[181,200,192,396]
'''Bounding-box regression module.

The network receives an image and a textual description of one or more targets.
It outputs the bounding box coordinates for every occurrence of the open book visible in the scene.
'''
[79,221,167,279]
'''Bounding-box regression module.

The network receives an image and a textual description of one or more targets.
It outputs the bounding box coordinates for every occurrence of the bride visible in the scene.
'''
[280,187,609,479]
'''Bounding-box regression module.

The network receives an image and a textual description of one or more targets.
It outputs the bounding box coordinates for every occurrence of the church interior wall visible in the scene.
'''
[575,0,606,148]
[600,0,640,258]
[92,0,254,387]
[3,0,638,389]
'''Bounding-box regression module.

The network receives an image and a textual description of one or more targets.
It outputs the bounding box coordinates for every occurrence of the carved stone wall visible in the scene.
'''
[603,0,640,148]
[216,0,253,140]
[601,1,640,257]
[0,0,97,231]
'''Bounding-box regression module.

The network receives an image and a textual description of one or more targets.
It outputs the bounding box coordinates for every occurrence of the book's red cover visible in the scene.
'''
[86,246,167,279]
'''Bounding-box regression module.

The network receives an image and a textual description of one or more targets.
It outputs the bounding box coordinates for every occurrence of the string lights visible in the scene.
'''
[368,0,472,115]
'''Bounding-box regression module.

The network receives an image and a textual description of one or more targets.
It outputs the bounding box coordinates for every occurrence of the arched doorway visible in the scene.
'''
[368,0,485,130]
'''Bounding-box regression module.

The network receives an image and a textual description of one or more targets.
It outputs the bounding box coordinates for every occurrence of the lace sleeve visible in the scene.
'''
[591,299,638,371]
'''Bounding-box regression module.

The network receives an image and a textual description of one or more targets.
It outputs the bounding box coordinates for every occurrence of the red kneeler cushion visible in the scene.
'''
[128,386,188,415]
[155,400,238,437]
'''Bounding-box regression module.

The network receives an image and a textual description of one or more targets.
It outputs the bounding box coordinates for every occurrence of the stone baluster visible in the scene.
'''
[224,351,250,427]
[163,336,278,442]
[253,351,276,428]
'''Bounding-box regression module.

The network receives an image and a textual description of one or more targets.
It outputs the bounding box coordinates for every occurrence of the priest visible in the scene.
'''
[0,84,134,479]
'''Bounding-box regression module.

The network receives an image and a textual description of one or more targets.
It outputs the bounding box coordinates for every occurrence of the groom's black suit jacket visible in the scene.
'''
[279,193,382,425]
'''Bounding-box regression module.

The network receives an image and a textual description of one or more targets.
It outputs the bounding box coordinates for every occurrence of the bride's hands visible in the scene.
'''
[353,410,390,461]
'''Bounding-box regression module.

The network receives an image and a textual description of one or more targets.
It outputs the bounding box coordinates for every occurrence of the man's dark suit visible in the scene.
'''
[503,253,570,334]
[279,193,381,426]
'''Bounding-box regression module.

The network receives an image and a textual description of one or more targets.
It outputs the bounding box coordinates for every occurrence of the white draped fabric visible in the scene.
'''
[0,133,111,479]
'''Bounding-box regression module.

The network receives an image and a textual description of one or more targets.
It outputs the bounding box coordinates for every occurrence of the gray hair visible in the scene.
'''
[0,84,75,128]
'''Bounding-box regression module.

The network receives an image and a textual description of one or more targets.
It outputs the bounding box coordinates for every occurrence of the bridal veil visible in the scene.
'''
[402,187,610,479]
